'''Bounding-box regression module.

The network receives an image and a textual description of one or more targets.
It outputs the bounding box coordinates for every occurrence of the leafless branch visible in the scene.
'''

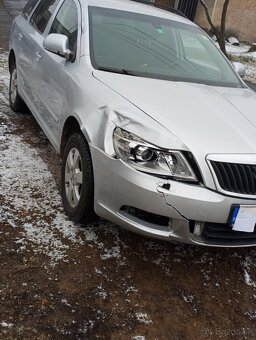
[199,0,219,37]
[199,0,230,56]
[221,0,230,33]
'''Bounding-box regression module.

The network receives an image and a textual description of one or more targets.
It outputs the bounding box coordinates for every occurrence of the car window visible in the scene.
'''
[49,0,78,60]
[89,7,242,88]
[30,0,59,34]
[22,0,40,19]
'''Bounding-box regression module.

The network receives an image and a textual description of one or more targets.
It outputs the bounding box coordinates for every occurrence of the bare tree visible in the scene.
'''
[199,0,230,56]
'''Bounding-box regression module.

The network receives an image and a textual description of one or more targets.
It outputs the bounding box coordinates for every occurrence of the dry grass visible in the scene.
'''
[229,54,255,64]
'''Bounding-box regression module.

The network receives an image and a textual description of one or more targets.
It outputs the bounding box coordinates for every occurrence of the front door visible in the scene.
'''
[32,0,80,148]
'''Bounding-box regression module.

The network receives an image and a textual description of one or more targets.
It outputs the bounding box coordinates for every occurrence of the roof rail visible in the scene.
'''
[130,0,187,18]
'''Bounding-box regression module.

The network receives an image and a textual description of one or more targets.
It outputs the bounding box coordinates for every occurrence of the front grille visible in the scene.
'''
[211,161,256,195]
[202,222,256,245]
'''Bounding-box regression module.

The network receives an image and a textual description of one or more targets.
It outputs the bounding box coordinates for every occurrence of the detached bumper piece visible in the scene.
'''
[202,222,256,246]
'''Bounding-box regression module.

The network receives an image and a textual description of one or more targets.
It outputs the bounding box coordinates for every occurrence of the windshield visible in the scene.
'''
[89,7,242,88]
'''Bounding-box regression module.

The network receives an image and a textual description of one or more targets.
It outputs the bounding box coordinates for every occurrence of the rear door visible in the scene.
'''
[11,0,40,100]
[18,0,60,138]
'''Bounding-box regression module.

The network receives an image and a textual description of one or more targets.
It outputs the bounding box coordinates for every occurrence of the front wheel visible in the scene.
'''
[61,133,97,224]
[9,61,26,113]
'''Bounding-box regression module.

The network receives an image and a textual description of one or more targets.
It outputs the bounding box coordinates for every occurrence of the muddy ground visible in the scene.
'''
[1,3,256,340]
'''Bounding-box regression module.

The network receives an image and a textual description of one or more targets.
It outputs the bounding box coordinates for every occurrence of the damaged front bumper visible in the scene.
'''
[91,145,256,247]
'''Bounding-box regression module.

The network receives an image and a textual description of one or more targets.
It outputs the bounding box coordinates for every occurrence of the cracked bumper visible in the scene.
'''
[90,146,256,247]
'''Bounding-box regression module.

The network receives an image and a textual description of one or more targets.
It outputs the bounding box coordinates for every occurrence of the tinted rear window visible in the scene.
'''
[30,0,59,34]
[22,0,40,19]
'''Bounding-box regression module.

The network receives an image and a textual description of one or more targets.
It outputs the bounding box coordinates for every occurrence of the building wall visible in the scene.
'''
[194,0,256,43]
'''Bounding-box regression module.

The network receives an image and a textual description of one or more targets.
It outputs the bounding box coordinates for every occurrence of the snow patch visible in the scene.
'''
[0,322,14,328]
[135,313,152,325]
[245,310,256,320]
[226,43,252,56]
[225,43,256,83]
[0,129,83,267]
[182,294,194,304]
[96,284,108,300]
[243,257,256,288]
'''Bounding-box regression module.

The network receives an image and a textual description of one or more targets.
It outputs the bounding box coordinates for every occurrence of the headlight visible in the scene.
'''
[113,127,197,182]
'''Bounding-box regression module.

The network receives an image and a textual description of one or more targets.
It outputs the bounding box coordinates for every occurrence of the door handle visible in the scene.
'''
[36,52,42,60]
[18,33,23,41]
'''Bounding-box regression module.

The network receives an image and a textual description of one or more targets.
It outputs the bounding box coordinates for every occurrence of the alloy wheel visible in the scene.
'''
[10,68,18,104]
[65,147,83,208]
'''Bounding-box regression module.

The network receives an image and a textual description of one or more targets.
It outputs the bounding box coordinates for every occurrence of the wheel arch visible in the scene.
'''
[8,50,16,72]
[60,115,91,158]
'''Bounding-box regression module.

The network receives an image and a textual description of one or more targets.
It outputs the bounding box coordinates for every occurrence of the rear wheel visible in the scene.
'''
[61,133,97,224]
[9,60,26,113]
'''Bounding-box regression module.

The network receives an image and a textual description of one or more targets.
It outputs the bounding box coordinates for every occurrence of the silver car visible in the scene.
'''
[9,0,256,247]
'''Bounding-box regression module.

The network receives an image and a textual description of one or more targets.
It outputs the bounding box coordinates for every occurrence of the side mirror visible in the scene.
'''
[232,62,246,78]
[43,33,72,61]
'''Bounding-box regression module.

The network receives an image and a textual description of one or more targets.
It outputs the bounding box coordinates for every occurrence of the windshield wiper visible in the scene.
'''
[97,66,139,76]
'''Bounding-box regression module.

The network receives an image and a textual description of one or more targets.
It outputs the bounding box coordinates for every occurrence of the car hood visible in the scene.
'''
[93,71,256,155]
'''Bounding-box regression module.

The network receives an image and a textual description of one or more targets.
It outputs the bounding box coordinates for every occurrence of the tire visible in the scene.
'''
[9,60,26,113]
[61,133,97,224]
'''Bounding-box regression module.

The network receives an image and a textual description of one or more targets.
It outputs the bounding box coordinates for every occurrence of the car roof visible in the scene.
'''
[85,0,196,26]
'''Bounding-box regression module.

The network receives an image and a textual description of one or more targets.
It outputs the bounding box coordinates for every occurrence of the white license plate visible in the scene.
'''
[231,205,256,233]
